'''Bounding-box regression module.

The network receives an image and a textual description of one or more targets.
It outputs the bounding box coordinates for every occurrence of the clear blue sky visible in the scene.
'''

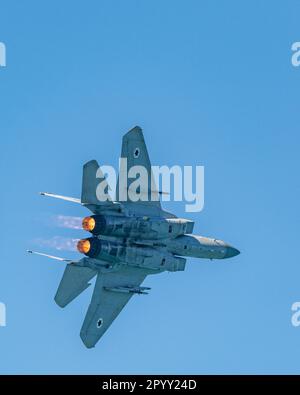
[0,1,299,374]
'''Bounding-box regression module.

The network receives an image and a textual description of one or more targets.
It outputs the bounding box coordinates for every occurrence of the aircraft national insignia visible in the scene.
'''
[97,318,103,328]
[133,147,140,158]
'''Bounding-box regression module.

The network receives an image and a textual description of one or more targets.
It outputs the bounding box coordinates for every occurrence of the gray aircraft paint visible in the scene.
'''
[29,126,240,348]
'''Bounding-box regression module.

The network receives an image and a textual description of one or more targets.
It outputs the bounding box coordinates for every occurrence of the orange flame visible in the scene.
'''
[77,239,91,254]
[82,216,96,232]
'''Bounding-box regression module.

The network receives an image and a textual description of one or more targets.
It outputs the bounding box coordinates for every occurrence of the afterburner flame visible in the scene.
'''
[77,239,91,254]
[82,216,96,232]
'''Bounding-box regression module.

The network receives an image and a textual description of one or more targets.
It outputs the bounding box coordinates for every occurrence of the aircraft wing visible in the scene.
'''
[116,126,161,209]
[80,266,149,348]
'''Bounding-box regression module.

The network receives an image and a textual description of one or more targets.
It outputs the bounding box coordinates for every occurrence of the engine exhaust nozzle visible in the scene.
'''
[77,239,91,254]
[82,217,96,232]
[77,237,102,258]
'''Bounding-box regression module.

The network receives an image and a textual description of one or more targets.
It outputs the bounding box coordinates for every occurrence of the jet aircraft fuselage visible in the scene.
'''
[29,126,239,348]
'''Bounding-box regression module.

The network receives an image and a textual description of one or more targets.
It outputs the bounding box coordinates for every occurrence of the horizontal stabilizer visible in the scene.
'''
[55,264,97,308]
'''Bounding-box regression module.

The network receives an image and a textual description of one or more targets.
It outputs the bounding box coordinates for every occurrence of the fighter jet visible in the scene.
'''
[28,126,240,348]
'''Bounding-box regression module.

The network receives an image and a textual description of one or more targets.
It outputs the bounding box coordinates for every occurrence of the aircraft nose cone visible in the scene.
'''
[224,246,240,258]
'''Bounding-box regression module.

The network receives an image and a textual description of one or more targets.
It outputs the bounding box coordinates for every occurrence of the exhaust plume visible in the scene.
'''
[33,236,80,252]
[52,215,82,230]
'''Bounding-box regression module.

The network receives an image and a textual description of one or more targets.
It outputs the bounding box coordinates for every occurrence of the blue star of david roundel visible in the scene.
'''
[133,147,140,158]
[96,318,103,328]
